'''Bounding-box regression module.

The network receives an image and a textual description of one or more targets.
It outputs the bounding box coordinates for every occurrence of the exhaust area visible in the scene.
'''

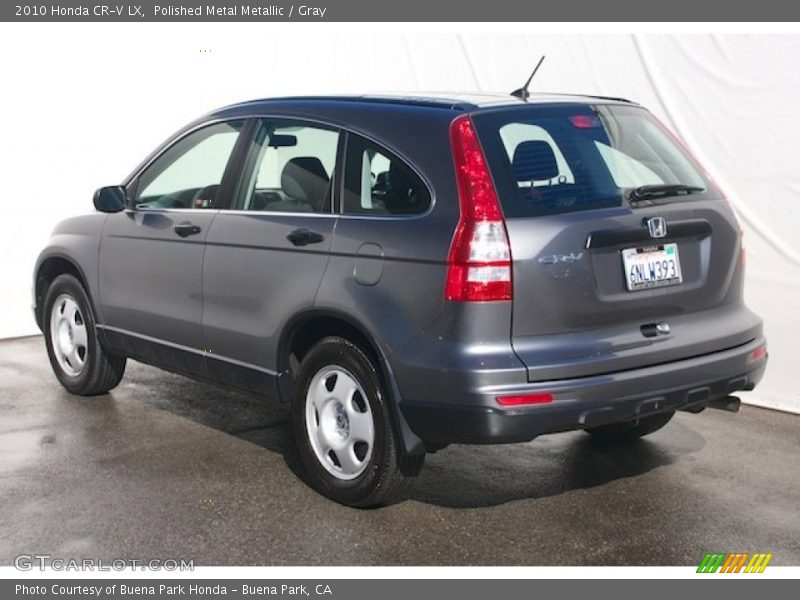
[707,395,741,413]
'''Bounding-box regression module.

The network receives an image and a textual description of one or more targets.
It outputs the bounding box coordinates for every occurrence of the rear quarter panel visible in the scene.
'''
[313,106,460,357]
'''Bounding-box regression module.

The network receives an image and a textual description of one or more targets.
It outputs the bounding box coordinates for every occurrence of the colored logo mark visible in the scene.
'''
[697,552,773,573]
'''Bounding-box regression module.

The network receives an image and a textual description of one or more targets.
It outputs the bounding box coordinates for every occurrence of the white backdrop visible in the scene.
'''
[1,25,797,413]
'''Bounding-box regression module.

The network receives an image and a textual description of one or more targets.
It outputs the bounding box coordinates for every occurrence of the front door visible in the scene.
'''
[98,120,246,373]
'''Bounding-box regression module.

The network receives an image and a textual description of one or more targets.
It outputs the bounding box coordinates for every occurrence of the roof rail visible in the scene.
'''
[247,95,474,110]
[553,92,634,104]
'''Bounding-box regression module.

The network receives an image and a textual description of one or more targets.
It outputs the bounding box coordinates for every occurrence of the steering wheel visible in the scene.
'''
[191,184,219,209]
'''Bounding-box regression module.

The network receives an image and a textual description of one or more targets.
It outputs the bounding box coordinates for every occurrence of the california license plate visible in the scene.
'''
[622,243,683,291]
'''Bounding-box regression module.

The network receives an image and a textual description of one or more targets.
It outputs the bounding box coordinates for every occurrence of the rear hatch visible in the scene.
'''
[472,103,761,382]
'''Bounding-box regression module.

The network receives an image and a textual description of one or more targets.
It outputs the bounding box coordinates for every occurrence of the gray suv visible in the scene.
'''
[34,93,768,506]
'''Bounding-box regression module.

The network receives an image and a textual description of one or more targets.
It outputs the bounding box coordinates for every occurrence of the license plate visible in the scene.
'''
[622,243,683,291]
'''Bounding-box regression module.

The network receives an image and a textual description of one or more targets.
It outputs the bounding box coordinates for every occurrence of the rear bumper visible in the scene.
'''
[399,336,768,445]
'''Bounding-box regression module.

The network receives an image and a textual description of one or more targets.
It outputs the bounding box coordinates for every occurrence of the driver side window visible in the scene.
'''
[133,121,244,209]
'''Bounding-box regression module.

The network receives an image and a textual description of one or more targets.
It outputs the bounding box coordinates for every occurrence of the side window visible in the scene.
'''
[134,121,244,209]
[342,134,431,216]
[238,121,340,213]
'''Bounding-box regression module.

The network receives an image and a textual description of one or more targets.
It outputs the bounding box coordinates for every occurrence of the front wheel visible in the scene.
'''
[44,274,126,395]
[584,411,675,443]
[292,336,423,507]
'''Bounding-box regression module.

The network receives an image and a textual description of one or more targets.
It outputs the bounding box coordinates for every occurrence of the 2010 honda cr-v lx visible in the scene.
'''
[34,92,768,506]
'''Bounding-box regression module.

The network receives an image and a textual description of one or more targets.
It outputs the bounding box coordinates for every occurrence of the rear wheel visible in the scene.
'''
[292,336,423,507]
[44,274,126,395]
[584,411,675,443]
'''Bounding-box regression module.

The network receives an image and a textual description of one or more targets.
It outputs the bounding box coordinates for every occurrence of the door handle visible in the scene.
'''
[173,223,202,238]
[287,228,325,247]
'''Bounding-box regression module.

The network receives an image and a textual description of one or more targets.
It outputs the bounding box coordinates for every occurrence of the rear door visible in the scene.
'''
[201,118,340,392]
[473,104,761,381]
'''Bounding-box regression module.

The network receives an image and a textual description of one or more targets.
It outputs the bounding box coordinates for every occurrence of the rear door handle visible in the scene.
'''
[173,223,202,238]
[287,228,324,247]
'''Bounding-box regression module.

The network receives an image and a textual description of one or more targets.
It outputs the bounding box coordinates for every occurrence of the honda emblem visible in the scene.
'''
[647,217,667,239]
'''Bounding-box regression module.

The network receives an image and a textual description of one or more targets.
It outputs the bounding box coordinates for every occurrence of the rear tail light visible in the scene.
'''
[446,115,512,302]
[496,393,554,406]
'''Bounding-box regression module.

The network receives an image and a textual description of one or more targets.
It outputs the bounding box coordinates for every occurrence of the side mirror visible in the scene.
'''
[93,186,126,213]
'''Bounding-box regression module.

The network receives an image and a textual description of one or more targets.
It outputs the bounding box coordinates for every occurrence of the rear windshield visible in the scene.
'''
[472,104,715,218]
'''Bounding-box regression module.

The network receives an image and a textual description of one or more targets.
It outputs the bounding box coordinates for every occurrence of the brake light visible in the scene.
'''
[496,393,554,406]
[446,115,512,302]
[750,344,767,362]
[568,114,601,129]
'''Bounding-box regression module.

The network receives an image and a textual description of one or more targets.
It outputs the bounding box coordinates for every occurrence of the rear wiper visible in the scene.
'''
[627,184,705,204]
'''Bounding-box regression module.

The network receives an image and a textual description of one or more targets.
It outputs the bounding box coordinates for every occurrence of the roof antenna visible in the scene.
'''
[511,55,546,101]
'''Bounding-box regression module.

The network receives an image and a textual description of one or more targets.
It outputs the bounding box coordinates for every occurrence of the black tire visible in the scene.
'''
[43,274,126,396]
[584,411,675,443]
[292,336,423,507]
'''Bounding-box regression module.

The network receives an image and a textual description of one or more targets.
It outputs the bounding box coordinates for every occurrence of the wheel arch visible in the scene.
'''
[278,308,426,455]
[34,253,94,331]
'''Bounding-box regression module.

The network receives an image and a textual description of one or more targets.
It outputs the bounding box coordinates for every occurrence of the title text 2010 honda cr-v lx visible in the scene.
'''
[34,93,768,506]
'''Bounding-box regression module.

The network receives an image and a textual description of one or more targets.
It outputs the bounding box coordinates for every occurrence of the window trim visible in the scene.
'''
[125,118,252,212]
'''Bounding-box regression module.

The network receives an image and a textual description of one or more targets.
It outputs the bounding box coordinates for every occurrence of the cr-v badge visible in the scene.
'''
[538,252,585,265]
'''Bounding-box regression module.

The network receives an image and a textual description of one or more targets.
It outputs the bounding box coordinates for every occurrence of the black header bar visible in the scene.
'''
[4,0,800,22]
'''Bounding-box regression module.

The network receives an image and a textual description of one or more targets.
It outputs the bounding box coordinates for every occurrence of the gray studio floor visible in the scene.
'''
[1,336,798,566]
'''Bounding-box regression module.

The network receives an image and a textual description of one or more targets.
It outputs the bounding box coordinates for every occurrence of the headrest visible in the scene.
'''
[281,157,329,204]
[389,160,415,194]
[385,161,418,213]
[512,141,559,182]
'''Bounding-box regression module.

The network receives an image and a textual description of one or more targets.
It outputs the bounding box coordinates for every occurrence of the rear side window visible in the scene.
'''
[342,134,430,216]
[474,104,712,218]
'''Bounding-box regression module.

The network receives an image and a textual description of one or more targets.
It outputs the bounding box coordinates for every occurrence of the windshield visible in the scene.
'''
[473,104,715,218]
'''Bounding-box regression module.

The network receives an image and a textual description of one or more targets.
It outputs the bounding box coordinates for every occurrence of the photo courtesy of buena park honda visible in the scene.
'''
[1,0,799,590]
